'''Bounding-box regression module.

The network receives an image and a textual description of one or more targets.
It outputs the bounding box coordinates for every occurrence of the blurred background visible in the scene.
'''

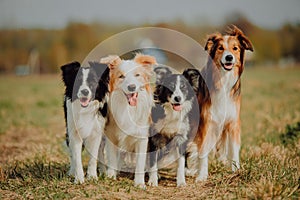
[0,0,299,74]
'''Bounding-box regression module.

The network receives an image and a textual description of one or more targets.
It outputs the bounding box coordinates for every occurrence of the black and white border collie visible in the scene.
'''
[148,66,196,187]
[61,61,109,183]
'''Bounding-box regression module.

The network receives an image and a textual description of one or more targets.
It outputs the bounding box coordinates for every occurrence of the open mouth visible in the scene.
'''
[172,103,182,111]
[125,92,138,106]
[221,62,234,71]
[79,97,91,108]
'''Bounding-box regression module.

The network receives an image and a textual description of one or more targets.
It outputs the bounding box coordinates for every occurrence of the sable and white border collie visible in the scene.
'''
[61,61,109,183]
[186,25,253,182]
[148,66,196,187]
[100,54,156,188]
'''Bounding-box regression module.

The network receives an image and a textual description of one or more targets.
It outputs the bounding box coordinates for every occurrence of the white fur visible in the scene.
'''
[190,45,241,182]
[228,136,240,171]
[170,76,185,104]
[77,68,92,100]
[194,70,240,181]
[222,36,235,64]
[66,98,106,183]
[119,60,145,94]
[149,76,193,187]
[105,63,153,188]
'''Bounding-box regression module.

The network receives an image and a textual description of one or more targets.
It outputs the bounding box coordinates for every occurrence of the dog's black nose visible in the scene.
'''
[81,89,89,96]
[225,55,233,62]
[127,84,136,92]
[174,96,181,103]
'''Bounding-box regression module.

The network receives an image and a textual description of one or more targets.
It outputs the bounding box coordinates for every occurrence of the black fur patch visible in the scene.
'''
[151,104,166,124]
[158,74,194,104]
[149,70,197,169]
[61,61,109,146]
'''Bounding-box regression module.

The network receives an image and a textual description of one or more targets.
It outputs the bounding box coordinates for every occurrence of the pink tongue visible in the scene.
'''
[80,98,90,107]
[224,63,233,70]
[172,104,182,111]
[128,93,138,106]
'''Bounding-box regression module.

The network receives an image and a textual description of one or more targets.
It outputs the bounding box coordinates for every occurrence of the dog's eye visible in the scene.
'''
[135,73,140,77]
[119,74,125,79]
[218,46,224,51]
[180,85,186,89]
[233,46,238,51]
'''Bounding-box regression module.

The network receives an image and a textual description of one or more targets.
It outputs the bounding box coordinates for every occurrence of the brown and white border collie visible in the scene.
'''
[100,54,156,188]
[186,25,253,182]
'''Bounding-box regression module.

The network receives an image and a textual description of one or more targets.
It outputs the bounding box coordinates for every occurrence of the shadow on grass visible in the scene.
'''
[2,159,69,182]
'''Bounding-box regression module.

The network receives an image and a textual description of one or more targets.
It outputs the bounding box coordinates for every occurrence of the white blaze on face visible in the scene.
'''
[119,61,142,93]
[221,36,236,70]
[77,68,92,107]
[171,76,184,111]
[118,61,145,107]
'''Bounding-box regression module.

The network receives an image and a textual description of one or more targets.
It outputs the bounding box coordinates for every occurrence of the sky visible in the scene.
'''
[0,0,299,29]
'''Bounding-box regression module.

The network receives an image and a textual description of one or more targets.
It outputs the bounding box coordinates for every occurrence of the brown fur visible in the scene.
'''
[100,54,156,93]
[192,25,253,176]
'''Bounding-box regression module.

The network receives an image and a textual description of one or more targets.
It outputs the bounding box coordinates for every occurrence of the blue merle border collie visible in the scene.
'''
[148,66,197,187]
[61,61,109,183]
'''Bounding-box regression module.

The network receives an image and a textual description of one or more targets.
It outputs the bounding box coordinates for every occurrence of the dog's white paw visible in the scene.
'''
[185,168,197,177]
[135,182,146,190]
[107,169,117,180]
[195,174,208,183]
[177,181,186,187]
[87,174,98,181]
[74,176,85,184]
[148,176,158,187]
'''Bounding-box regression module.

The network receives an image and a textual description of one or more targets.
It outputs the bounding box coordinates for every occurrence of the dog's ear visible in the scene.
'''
[182,68,200,92]
[154,65,172,84]
[204,33,222,52]
[134,53,157,66]
[60,61,80,74]
[100,55,122,69]
[60,61,80,87]
[88,61,110,83]
[228,25,253,52]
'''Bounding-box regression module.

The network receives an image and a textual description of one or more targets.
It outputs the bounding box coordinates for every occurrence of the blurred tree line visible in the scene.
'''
[0,16,299,74]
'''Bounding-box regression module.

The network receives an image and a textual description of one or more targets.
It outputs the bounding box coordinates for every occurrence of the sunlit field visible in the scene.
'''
[0,67,299,199]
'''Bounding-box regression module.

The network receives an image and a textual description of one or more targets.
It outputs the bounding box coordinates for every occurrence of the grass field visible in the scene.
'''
[0,67,299,199]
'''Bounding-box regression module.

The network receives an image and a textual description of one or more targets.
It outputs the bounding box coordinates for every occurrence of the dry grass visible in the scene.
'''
[0,67,300,199]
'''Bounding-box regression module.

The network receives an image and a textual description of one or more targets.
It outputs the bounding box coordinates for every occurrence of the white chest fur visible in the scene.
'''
[154,100,192,138]
[108,89,153,139]
[67,99,106,139]
[210,70,238,126]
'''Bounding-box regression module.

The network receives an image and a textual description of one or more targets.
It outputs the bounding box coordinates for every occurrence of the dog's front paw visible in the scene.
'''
[195,173,208,183]
[74,169,85,184]
[107,169,117,180]
[87,173,98,181]
[74,176,85,184]
[135,182,146,190]
[177,181,186,187]
[148,174,158,187]
[185,168,197,177]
